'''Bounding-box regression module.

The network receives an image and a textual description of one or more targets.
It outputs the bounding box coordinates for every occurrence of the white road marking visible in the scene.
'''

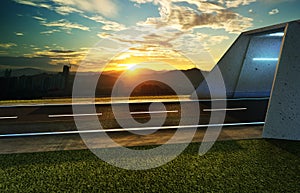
[48,113,102,118]
[130,110,178,115]
[0,116,18,120]
[0,122,265,137]
[203,108,247,112]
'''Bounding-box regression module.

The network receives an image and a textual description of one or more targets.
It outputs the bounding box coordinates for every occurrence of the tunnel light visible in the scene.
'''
[253,58,278,61]
[268,32,284,37]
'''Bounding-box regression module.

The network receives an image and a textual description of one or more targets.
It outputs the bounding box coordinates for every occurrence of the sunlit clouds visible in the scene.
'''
[135,2,253,33]
[0,43,17,49]
[83,15,127,31]
[1,0,298,72]
[28,49,87,65]
[218,0,256,8]
[15,32,24,36]
[41,19,90,32]
[14,0,118,17]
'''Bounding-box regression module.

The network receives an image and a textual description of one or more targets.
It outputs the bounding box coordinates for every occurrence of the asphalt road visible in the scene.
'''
[0,98,269,136]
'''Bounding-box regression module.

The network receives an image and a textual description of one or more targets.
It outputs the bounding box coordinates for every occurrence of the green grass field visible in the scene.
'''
[0,139,299,192]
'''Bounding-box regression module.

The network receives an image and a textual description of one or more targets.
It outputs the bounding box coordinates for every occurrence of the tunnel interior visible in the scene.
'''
[233,30,285,98]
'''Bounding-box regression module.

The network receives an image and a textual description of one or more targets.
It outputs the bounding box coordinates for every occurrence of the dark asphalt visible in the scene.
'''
[0,99,269,135]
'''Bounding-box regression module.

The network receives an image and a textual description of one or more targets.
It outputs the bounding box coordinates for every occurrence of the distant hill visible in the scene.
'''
[0,68,54,77]
[164,68,208,88]
[102,68,209,96]
[0,67,210,98]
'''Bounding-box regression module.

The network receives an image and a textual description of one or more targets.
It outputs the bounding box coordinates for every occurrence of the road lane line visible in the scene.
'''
[0,116,18,120]
[0,122,265,137]
[203,108,247,112]
[48,113,102,118]
[130,110,178,115]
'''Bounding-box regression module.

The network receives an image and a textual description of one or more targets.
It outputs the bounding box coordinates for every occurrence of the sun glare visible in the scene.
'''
[118,64,137,71]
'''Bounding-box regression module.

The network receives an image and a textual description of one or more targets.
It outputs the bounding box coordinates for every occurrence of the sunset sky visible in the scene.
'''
[0,0,299,72]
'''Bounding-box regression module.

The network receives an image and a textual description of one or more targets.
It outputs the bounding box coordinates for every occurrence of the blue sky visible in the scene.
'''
[0,0,299,72]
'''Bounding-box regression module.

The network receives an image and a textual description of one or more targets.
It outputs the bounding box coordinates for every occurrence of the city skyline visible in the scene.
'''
[0,0,299,72]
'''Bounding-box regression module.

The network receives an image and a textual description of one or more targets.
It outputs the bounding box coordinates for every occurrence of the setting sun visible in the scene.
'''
[104,48,199,72]
[117,64,137,71]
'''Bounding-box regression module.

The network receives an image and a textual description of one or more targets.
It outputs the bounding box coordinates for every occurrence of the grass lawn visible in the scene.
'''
[0,139,299,192]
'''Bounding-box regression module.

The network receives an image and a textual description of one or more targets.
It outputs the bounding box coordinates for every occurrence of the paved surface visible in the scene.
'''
[0,99,268,134]
[0,100,266,154]
[0,125,263,154]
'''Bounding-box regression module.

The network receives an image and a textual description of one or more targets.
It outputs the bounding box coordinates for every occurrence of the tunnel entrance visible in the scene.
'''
[233,30,285,98]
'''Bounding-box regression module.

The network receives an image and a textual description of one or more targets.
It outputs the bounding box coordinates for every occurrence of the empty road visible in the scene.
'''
[0,98,268,137]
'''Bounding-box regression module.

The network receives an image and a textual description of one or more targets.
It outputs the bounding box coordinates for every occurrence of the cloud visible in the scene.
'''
[131,0,256,10]
[263,0,295,3]
[29,49,86,58]
[134,3,141,8]
[0,43,17,49]
[14,0,37,7]
[14,0,118,18]
[0,56,53,71]
[97,32,112,38]
[15,1,122,34]
[269,8,279,15]
[82,26,196,70]
[13,0,52,9]
[97,27,217,70]
[83,15,127,31]
[22,48,89,68]
[50,50,76,54]
[15,32,24,36]
[218,0,256,8]
[196,33,229,46]
[138,5,253,33]
[107,28,185,49]
[131,0,225,15]
[52,0,118,17]
[134,1,253,33]
[41,19,90,31]
[40,29,60,35]
[54,6,83,15]
[0,51,8,55]
[32,16,46,21]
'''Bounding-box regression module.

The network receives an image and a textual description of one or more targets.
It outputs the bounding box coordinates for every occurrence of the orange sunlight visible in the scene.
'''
[104,48,197,72]
[117,64,137,71]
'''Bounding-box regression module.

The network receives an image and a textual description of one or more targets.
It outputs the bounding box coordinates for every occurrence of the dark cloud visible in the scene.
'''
[0,56,63,71]
[50,50,76,53]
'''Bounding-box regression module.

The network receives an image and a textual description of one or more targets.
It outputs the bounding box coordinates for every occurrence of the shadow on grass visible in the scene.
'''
[266,139,300,156]
[0,149,100,169]
[1,139,298,170]
[0,140,244,169]
[183,140,245,156]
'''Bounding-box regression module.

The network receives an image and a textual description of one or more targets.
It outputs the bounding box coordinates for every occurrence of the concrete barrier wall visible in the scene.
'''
[263,22,300,140]
[196,34,251,98]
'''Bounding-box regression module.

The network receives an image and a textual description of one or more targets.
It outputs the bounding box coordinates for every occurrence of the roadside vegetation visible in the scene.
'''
[0,139,299,192]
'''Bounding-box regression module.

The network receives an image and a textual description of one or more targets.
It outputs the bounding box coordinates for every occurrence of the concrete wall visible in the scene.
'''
[234,35,283,98]
[196,34,251,98]
[263,22,300,140]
